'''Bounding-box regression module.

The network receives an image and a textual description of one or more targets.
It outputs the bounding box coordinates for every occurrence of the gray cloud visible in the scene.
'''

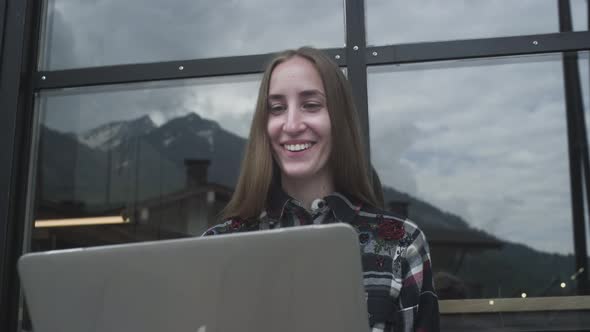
[366,0,588,45]
[44,0,345,70]
[369,53,589,255]
[42,75,261,136]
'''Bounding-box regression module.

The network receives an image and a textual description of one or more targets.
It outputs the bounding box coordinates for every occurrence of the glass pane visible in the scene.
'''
[30,75,260,251]
[39,0,345,70]
[368,52,590,302]
[366,0,588,46]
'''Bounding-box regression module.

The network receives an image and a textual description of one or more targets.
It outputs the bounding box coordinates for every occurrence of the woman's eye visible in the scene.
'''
[303,103,321,111]
[269,105,286,113]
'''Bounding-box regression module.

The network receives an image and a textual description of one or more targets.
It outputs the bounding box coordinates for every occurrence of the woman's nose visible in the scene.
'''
[283,108,306,133]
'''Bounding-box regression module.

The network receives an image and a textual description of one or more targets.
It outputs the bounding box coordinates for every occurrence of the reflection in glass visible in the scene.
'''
[368,53,590,299]
[365,0,588,45]
[31,75,260,250]
[39,0,345,70]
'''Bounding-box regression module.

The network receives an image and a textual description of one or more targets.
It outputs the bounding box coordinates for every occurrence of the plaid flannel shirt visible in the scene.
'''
[203,190,440,332]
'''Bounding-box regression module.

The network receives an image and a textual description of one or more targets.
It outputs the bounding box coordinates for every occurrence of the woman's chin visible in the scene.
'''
[279,164,331,182]
[282,171,313,180]
[279,167,317,181]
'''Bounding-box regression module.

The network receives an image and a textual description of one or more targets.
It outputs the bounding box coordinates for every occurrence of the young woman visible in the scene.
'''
[204,47,439,331]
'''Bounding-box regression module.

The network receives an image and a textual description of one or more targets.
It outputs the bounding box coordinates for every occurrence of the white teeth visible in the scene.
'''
[284,143,312,152]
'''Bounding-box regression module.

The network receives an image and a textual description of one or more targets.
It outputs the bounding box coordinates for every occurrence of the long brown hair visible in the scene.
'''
[222,47,378,220]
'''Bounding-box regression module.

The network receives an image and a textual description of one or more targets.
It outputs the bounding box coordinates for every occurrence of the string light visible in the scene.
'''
[35,216,129,228]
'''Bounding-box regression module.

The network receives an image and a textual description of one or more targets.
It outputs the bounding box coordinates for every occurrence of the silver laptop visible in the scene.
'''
[18,223,369,332]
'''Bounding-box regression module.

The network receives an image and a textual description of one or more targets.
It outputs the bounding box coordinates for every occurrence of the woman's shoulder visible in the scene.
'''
[201,217,259,236]
[358,204,422,231]
[355,205,433,267]
[327,192,426,240]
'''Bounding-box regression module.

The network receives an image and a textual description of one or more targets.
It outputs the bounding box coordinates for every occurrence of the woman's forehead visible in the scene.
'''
[268,56,325,95]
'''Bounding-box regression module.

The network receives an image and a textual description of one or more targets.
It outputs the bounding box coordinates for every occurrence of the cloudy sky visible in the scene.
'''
[369,54,589,256]
[39,0,589,255]
[41,0,345,70]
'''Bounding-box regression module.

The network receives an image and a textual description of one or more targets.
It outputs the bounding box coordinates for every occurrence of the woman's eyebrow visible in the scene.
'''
[267,94,285,101]
[299,89,325,98]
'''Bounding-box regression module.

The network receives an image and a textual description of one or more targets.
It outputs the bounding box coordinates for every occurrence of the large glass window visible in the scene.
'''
[30,75,260,250]
[39,0,345,70]
[366,0,589,46]
[368,52,590,300]
[7,0,589,330]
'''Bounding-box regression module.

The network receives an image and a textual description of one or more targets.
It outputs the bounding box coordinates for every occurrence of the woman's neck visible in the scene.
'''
[281,172,335,210]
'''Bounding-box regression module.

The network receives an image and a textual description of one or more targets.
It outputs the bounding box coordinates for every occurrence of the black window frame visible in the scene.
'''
[0,0,42,331]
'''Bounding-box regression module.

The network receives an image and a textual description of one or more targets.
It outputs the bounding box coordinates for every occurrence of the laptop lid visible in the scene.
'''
[18,223,369,332]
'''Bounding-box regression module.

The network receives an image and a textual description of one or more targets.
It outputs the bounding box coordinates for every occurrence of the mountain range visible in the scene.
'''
[38,112,585,299]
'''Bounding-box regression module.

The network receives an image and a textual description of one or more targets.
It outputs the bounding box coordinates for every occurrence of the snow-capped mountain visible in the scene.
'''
[154,113,220,152]
[77,115,156,151]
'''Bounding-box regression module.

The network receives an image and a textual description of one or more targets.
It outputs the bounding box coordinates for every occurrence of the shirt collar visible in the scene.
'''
[266,183,292,219]
[324,192,362,224]
[265,184,362,224]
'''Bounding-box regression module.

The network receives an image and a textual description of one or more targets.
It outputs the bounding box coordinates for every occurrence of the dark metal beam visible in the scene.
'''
[0,0,37,330]
[0,0,6,66]
[367,31,590,65]
[345,0,370,159]
[34,48,346,90]
[559,0,589,295]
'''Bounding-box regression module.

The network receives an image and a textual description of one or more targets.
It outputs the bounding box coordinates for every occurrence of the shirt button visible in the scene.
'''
[311,198,326,210]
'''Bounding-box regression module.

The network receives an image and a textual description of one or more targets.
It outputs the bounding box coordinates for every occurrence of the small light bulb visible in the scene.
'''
[560,282,566,288]
[521,292,527,298]
[489,300,495,305]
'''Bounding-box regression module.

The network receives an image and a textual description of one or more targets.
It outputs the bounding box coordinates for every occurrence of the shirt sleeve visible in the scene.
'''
[200,219,233,237]
[401,229,440,332]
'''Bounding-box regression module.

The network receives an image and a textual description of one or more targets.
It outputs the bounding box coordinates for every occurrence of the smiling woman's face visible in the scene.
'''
[266,56,332,182]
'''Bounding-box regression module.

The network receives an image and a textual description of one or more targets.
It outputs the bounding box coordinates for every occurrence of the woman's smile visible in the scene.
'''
[283,142,314,152]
